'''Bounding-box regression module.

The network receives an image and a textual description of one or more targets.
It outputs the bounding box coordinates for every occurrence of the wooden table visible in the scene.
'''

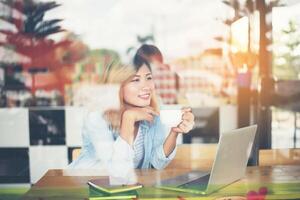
[22,165,300,200]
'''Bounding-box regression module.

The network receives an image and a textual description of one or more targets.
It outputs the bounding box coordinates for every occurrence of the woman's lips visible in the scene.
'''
[138,93,150,100]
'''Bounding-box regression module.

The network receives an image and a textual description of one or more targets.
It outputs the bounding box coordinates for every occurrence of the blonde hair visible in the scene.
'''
[103,64,159,132]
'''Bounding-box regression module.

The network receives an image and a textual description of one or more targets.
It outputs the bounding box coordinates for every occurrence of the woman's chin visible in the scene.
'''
[135,102,151,107]
[124,100,151,108]
[138,104,151,108]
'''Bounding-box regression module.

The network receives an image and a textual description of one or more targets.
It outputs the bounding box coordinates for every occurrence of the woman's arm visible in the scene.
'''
[163,108,195,156]
[163,131,179,157]
[81,111,137,183]
[119,112,136,146]
[150,108,194,169]
[119,106,159,146]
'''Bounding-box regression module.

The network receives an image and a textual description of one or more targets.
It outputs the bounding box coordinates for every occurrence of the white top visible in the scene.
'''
[133,126,145,168]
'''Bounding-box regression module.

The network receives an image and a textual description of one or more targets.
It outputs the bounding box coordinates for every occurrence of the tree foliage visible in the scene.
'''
[273,19,300,79]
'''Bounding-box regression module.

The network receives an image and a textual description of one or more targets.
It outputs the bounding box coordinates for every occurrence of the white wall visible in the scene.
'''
[65,107,86,146]
[0,108,29,147]
[29,146,68,183]
[219,105,238,134]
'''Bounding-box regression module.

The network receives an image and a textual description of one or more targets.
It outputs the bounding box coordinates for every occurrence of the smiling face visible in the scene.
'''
[122,64,155,108]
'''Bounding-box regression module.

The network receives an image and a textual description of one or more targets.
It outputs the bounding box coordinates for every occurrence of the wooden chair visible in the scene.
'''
[72,148,81,162]
[259,148,300,166]
[166,144,217,170]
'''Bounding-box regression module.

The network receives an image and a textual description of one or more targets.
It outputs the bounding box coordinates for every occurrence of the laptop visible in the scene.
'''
[156,125,258,195]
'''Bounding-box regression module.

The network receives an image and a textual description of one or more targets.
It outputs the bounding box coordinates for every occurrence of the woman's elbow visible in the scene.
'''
[151,160,170,170]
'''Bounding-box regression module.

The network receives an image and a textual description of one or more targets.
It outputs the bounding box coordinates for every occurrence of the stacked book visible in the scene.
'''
[87,178,143,200]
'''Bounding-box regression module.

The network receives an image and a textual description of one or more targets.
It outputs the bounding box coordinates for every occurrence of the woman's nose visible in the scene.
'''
[141,86,150,92]
[140,78,153,90]
[141,80,149,86]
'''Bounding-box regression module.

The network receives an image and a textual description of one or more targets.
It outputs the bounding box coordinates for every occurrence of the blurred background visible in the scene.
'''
[0,0,300,196]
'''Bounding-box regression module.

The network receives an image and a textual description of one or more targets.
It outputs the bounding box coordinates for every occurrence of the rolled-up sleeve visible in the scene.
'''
[150,117,177,170]
[109,136,136,184]
[83,111,114,161]
[82,111,136,182]
[151,143,177,169]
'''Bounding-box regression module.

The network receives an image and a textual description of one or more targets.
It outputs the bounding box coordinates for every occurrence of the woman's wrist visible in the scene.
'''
[170,129,179,137]
[119,111,136,145]
[163,130,179,157]
[122,110,136,124]
[170,131,179,142]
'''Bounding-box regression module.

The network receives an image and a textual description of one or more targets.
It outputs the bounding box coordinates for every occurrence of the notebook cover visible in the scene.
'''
[87,178,143,194]
[89,186,138,200]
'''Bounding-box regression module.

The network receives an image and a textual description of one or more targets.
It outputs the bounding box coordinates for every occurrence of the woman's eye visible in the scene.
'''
[131,79,139,82]
[147,76,152,80]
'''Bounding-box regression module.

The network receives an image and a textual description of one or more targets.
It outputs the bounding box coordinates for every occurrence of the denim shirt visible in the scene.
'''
[68,111,177,171]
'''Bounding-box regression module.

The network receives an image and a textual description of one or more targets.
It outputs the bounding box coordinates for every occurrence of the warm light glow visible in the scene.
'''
[231,16,249,53]
[239,63,248,73]
[230,46,238,53]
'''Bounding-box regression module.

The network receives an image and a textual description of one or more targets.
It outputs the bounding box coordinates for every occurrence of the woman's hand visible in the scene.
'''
[120,106,159,145]
[163,107,195,157]
[122,106,159,124]
[171,107,195,134]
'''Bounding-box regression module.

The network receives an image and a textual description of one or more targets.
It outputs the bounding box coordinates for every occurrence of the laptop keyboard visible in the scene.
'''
[158,171,209,187]
[180,174,210,189]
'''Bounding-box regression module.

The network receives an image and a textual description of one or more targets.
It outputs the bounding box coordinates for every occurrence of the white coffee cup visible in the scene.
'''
[160,105,183,128]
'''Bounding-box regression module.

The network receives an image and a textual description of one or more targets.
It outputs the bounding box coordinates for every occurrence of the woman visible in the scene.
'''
[68,56,194,177]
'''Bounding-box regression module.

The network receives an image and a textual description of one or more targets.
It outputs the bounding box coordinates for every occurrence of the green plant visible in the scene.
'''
[273,19,300,79]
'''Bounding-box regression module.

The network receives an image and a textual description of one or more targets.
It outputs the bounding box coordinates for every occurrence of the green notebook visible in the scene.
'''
[89,187,138,200]
[87,178,143,200]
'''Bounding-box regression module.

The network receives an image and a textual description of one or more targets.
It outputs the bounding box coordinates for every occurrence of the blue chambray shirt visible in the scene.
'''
[68,111,177,170]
